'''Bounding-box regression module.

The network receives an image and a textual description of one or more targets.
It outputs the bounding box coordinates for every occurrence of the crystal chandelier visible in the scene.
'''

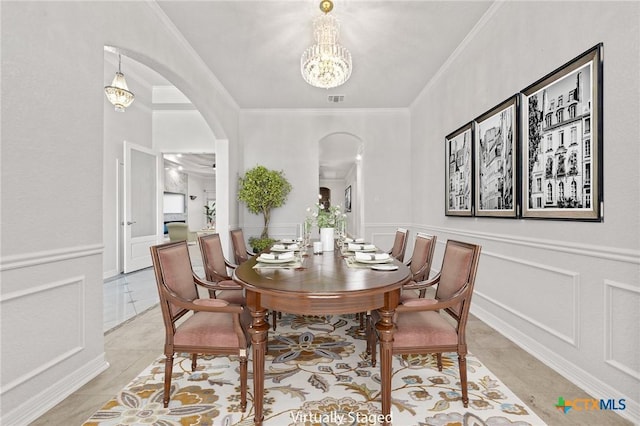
[104,54,135,112]
[301,0,352,89]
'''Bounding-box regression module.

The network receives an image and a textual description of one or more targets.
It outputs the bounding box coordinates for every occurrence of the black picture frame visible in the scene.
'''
[445,122,474,216]
[520,44,603,220]
[474,95,520,218]
[344,185,352,212]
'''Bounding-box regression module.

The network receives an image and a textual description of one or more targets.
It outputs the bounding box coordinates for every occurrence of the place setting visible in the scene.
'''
[270,239,301,252]
[346,250,397,270]
[253,250,302,269]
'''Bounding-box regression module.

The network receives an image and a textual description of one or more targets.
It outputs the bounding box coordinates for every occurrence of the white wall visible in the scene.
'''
[153,110,217,152]
[409,1,640,421]
[0,2,240,424]
[239,109,412,246]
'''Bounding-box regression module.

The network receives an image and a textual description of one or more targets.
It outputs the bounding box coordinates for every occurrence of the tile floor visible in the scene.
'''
[32,245,634,426]
[103,244,204,332]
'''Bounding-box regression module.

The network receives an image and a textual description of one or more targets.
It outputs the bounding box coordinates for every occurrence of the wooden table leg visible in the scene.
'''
[247,291,269,425]
[376,307,394,425]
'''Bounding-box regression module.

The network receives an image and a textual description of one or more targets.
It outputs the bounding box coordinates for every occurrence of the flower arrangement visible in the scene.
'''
[305,203,346,230]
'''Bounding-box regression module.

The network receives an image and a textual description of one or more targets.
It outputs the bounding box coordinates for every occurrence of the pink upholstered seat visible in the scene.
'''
[150,241,249,409]
[198,233,245,306]
[370,239,481,408]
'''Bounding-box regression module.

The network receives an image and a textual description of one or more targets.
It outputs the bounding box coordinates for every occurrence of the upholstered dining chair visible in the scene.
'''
[198,233,245,306]
[230,228,253,264]
[166,222,197,244]
[365,233,437,354]
[356,228,411,330]
[150,241,249,410]
[400,233,437,301]
[388,227,409,262]
[369,239,481,409]
[228,229,285,330]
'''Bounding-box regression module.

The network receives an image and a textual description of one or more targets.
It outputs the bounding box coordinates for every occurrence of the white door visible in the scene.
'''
[123,142,161,273]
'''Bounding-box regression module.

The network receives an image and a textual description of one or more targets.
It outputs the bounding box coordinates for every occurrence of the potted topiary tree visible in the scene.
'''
[237,165,292,253]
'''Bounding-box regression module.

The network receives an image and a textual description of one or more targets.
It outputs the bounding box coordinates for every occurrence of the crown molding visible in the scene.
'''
[240,107,410,116]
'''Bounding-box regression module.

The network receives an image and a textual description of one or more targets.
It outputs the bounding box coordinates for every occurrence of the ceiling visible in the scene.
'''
[153,0,494,109]
[117,1,495,178]
[164,153,216,178]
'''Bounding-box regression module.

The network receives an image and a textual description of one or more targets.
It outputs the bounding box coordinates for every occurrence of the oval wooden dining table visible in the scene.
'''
[233,246,411,425]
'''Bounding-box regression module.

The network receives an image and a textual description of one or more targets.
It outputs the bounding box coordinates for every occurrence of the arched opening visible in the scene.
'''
[318,133,364,238]
[103,47,227,275]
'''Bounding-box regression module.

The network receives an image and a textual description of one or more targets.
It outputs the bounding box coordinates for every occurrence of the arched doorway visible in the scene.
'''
[103,47,226,277]
[318,133,364,238]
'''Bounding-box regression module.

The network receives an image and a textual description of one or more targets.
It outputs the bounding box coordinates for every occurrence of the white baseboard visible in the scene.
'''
[1,354,109,425]
[472,305,639,424]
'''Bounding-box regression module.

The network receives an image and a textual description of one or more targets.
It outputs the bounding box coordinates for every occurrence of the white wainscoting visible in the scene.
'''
[604,279,640,379]
[407,224,640,424]
[0,276,86,393]
[2,354,109,426]
[475,249,580,346]
[0,245,107,425]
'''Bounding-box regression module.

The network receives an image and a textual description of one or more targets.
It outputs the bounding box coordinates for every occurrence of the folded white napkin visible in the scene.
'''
[273,243,299,250]
[259,251,294,261]
[344,238,365,244]
[355,251,390,261]
[348,243,376,251]
[278,251,294,260]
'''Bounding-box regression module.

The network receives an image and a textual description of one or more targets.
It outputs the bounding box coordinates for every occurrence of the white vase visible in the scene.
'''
[320,227,335,252]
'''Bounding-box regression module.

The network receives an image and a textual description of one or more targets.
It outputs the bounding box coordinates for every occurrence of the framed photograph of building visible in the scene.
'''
[474,95,519,218]
[344,185,352,212]
[445,122,474,216]
[521,44,603,220]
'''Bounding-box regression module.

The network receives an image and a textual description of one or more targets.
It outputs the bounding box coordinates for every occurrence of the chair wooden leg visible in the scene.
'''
[272,311,277,331]
[163,354,174,408]
[458,352,468,407]
[240,355,248,412]
[191,353,197,371]
[436,353,443,371]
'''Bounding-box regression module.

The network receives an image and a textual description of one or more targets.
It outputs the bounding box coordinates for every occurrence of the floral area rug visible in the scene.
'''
[85,314,546,426]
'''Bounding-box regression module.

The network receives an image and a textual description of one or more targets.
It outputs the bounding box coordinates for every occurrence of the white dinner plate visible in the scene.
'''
[280,239,297,244]
[257,256,296,264]
[350,247,377,252]
[354,257,394,264]
[371,264,399,271]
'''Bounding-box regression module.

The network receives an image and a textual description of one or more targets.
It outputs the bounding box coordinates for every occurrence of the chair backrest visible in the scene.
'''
[198,233,231,282]
[409,233,437,282]
[435,240,481,323]
[166,222,189,242]
[230,228,250,264]
[150,241,199,327]
[390,228,409,262]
